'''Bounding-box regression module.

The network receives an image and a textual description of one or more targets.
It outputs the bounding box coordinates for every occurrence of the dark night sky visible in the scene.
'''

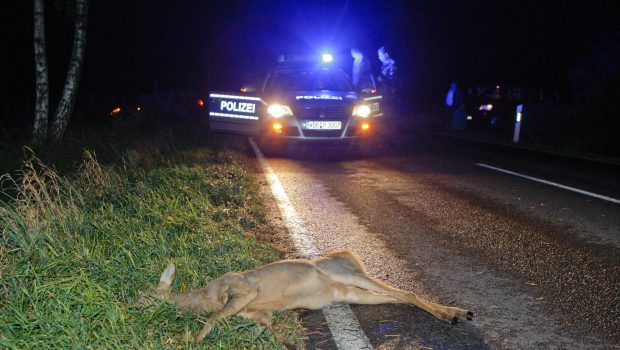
[1,0,618,96]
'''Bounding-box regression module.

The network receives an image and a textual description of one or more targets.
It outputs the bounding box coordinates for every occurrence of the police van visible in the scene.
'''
[208,53,383,142]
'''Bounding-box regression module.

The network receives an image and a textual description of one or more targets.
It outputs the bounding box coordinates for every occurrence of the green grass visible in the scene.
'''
[0,122,304,349]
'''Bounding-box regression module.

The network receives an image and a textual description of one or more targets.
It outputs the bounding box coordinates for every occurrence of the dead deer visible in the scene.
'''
[137,249,473,345]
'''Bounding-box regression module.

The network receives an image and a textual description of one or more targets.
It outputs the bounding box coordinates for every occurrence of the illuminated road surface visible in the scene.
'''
[247,129,620,349]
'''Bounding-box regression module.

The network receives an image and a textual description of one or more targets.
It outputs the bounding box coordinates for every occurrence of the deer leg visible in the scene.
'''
[338,285,403,304]
[238,309,274,328]
[194,288,258,342]
[241,309,298,350]
[342,275,472,323]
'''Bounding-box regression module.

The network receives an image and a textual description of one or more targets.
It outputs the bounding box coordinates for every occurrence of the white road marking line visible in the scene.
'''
[249,138,374,350]
[476,163,620,204]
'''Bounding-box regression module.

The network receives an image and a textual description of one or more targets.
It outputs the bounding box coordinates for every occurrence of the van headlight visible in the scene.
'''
[267,104,293,118]
[352,104,371,118]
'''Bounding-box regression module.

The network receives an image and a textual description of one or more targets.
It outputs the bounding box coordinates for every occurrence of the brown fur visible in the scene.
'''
[137,249,473,345]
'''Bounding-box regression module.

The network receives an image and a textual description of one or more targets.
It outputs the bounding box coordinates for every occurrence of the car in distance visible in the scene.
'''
[465,85,522,128]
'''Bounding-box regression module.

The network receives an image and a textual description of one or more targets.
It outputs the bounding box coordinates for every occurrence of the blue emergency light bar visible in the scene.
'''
[277,52,334,64]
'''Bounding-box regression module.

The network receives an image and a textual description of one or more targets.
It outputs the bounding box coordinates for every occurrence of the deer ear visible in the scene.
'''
[156,263,176,291]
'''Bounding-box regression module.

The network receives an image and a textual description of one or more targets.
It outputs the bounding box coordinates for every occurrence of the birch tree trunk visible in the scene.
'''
[49,0,89,142]
[33,0,49,144]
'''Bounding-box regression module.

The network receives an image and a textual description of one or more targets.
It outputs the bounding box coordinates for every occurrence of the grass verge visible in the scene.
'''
[0,123,304,349]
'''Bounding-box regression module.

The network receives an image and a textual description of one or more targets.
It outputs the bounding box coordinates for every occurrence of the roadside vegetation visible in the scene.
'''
[0,119,303,349]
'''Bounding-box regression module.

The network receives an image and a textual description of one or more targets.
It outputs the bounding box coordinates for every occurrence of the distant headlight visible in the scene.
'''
[352,105,371,118]
[267,104,293,118]
[479,104,493,111]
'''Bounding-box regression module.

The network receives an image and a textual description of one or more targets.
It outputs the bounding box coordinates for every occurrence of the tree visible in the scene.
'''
[32,0,89,144]
[33,0,49,144]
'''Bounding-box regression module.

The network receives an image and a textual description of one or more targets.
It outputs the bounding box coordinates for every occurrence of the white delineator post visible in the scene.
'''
[513,104,523,143]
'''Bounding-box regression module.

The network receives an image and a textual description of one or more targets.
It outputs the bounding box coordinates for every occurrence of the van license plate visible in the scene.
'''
[304,121,342,130]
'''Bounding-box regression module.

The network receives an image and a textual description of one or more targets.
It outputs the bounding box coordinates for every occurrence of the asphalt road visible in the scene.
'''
[246,123,620,349]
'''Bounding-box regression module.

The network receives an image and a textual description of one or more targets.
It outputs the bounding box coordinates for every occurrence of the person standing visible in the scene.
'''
[377,46,397,97]
[377,45,403,121]
[445,81,466,129]
[350,47,375,92]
